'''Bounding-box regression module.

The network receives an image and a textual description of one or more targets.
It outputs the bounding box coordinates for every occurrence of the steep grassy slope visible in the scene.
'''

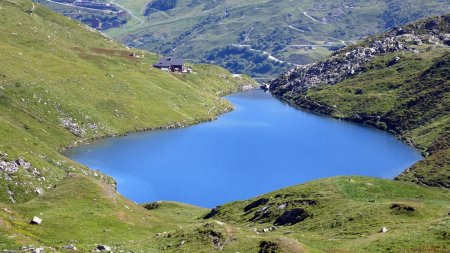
[269,14,450,188]
[103,0,450,78]
[0,0,255,204]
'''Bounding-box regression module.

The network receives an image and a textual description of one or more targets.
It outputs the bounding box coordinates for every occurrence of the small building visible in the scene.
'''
[153,57,184,72]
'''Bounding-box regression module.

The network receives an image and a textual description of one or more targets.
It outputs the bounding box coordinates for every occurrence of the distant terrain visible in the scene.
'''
[35,0,130,30]
[37,0,450,78]
[103,0,450,78]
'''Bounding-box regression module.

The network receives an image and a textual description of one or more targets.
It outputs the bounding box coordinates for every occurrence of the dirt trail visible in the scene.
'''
[110,0,145,27]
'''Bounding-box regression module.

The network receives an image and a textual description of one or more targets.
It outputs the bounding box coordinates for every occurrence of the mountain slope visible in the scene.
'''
[0,2,449,252]
[269,14,450,188]
[104,0,450,79]
[0,0,255,204]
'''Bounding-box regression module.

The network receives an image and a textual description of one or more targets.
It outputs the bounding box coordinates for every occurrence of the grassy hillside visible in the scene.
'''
[0,0,255,204]
[269,14,450,188]
[204,176,450,252]
[1,175,448,252]
[102,0,450,79]
[0,1,448,252]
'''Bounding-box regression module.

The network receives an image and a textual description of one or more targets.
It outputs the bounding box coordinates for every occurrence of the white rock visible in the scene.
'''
[35,188,43,195]
[31,216,42,225]
[33,248,44,253]
[62,244,77,250]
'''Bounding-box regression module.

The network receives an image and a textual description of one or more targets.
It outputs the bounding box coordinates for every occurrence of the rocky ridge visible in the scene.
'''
[269,14,450,95]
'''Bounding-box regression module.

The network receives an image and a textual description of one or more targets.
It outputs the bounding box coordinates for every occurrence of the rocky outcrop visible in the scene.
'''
[204,206,220,219]
[274,208,310,226]
[0,160,19,174]
[244,198,269,212]
[60,117,85,137]
[390,203,416,215]
[269,14,450,96]
[0,156,31,174]
[258,240,280,253]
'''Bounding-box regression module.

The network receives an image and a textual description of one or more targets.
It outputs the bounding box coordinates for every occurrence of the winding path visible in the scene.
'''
[42,0,145,27]
[231,44,289,64]
[288,25,306,33]
[303,11,327,24]
[110,0,145,27]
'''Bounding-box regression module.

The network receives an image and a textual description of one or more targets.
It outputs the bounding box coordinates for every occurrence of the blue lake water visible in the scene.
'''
[65,90,422,207]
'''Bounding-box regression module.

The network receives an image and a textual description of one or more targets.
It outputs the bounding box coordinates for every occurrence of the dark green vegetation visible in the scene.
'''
[143,0,177,15]
[0,1,449,252]
[270,15,450,188]
[36,0,130,30]
[103,0,450,78]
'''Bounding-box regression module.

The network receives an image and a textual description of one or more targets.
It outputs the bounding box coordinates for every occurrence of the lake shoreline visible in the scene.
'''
[67,90,422,207]
[61,86,257,152]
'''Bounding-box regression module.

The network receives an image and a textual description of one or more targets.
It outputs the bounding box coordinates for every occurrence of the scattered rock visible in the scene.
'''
[59,117,85,137]
[0,160,19,174]
[293,199,318,206]
[155,231,167,237]
[204,206,220,219]
[143,201,161,210]
[96,245,111,252]
[258,240,280,253]
[16,158,31,169]
[7,190,16,204]
[33,248,44,253]
[244,198,269,212]
[354,88,364,95]
[443,38,450,46]
[274,208,310,226]
[62,244,77,250]
[387,56,401,67]
[390,203,416,214]
[35,188,44,195]
[30,216,42,225]
[249,205,274,223]
[199,228,224,250]
[277,203,288,210]
[240,84,254,91]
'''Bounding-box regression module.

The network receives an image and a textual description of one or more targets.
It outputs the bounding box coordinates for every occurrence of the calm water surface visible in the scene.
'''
[66,90,422,207]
